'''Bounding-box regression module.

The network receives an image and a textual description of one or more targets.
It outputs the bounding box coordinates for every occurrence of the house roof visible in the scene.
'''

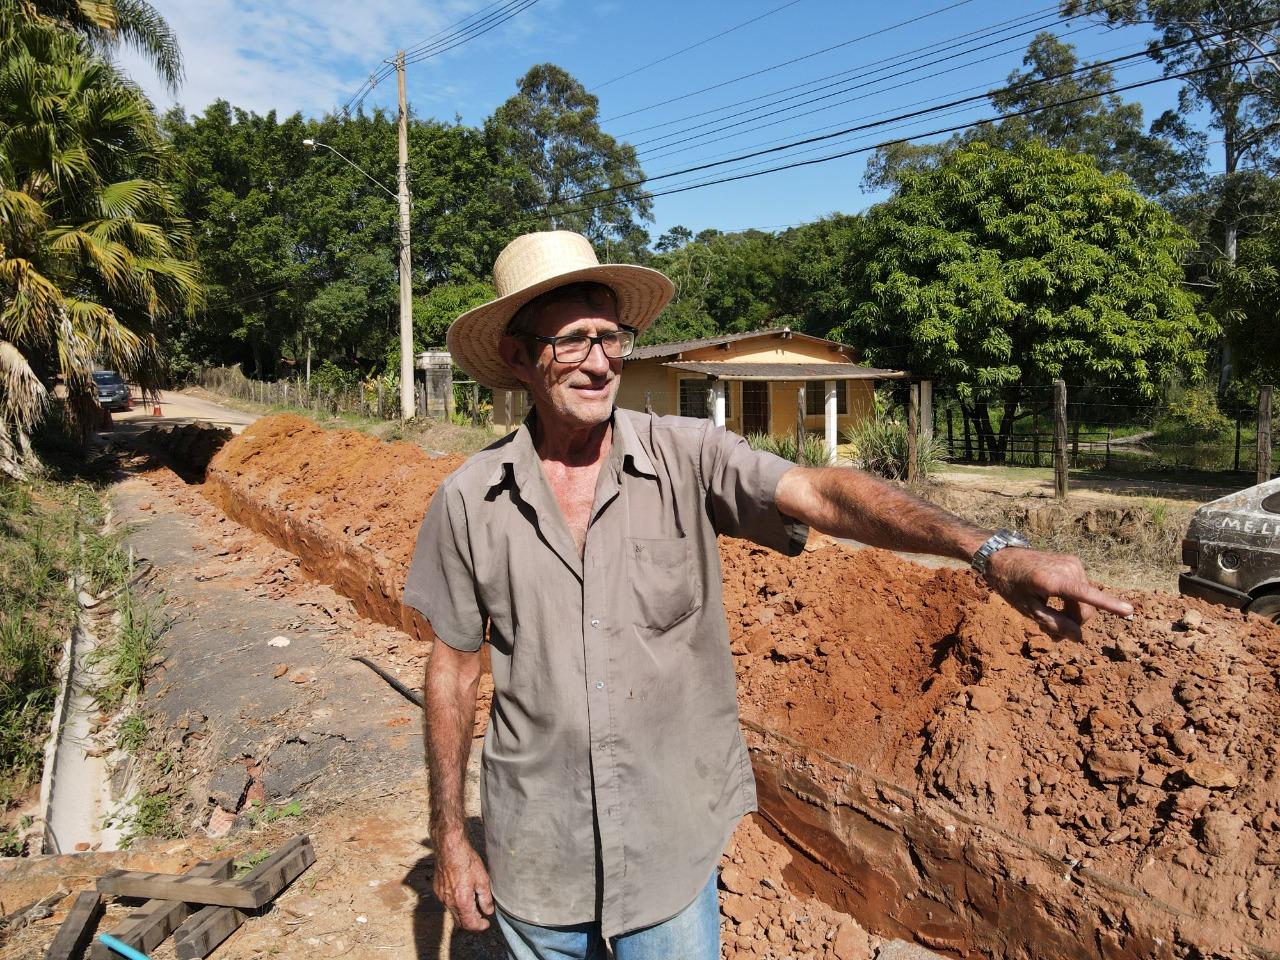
[629,327,844,361]
[663,361,909,381]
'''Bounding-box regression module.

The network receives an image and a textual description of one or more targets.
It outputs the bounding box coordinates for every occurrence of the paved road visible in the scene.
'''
[108,388,260,436]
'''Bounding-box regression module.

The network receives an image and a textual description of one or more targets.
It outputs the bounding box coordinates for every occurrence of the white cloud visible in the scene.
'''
[122,0,561,119]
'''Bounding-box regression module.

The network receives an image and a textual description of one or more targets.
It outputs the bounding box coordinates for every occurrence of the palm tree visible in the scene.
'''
[21,0,182,89]
[0,3,200,475]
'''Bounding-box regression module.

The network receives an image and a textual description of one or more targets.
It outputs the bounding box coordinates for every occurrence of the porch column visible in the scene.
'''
[711,379,726,427]
[824,380,838,458]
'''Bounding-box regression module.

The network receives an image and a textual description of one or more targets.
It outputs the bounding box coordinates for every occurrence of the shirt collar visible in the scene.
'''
[485,407,656,490]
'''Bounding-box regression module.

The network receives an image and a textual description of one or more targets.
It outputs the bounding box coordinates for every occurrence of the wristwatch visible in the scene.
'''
[970,528,1031,577]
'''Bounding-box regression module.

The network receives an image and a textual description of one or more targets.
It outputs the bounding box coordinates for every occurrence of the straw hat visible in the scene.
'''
[447,231,675,390]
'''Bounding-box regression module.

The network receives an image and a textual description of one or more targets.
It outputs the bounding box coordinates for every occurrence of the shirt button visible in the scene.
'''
[591,618,600,627]
[596,681,605,690]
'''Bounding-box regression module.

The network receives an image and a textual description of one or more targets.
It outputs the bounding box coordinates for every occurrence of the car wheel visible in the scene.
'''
[1246,592,1280,624]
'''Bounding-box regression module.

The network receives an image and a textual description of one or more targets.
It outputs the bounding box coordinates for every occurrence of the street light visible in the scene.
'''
[303,137,415,420]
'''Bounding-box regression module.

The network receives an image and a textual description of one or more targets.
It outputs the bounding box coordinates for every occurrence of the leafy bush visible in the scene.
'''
[841,417,945,482]
[746,432,832,467]
[308,360,359,397]
[1157,383,1233,442]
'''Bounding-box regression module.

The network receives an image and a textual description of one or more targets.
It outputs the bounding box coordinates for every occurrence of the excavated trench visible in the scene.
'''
[185,414,1279,960]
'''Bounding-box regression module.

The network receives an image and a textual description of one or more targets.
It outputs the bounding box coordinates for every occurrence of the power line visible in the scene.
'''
[597,0,980,125]
[590,0,810,92]
[613,3,1068,140]
[343,0,540,113]
[530,50,1269,226]
[344,0,527,111]
[630,13,1103,160]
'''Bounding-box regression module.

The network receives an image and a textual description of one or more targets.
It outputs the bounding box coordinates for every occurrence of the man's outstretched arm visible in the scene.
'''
[424,640,493,932]
[775,466,1133,640]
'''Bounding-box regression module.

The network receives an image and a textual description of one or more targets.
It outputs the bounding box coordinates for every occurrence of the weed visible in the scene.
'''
[234,849,272,876]
[119,712,147,753]
[746,432,833,467]
[0,823,23,856]
[248,798,302,826]
[120,790,180,847]
[90,588,160,709]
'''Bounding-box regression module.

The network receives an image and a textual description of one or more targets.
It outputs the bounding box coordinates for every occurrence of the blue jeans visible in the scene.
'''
[494,870,720,960]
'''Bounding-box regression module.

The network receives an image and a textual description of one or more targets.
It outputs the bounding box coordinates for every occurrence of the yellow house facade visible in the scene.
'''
[492,327,909,454]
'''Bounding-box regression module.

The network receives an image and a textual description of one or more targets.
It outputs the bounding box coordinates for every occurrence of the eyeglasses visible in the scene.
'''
[522,327,637,364]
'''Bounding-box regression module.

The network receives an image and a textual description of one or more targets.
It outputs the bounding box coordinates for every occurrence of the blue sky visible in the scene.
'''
[125,0,1198,240]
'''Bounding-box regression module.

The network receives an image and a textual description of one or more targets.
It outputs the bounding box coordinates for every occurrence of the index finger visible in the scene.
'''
[1059,582,1132,619]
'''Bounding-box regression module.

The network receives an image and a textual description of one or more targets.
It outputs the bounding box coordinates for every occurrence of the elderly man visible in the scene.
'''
[404,231,1131,960]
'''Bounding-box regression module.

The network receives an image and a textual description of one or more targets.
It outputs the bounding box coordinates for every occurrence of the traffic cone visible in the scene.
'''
[152,396,163,416]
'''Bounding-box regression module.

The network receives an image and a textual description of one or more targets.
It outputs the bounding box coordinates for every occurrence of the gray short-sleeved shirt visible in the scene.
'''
[404,407,807,938]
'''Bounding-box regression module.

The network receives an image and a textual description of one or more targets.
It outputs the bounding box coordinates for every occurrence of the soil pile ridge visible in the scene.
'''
[203,414,466,644]
[201,415,1280,956]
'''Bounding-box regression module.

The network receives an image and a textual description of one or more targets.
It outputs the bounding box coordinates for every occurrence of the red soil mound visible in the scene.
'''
[203,415,1280,956]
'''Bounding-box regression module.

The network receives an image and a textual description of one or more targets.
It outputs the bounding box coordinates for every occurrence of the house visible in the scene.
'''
[492,327,912,454]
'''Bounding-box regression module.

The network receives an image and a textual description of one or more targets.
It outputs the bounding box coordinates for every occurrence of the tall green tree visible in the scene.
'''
[25,0,181,88]
[0,2,199,474]
[837,142,1214,460]
[864,32,1198,198]
[488,64,652,245]
[1062,0,1280,385]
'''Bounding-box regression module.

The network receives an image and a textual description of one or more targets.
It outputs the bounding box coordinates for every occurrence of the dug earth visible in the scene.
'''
[199,415,1280,959]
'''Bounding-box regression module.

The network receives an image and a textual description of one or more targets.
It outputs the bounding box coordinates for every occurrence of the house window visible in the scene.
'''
[805,381,847,416]
[680,378,708,419]
[679,379,731,419]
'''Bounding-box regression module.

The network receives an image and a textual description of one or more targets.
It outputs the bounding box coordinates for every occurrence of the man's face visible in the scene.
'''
[501,296,623,434]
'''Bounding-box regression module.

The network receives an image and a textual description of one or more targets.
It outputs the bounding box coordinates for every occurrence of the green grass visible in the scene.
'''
[119,712,147,753]
[234,849,273,876]
[89,588,161,710]
[247,798,302,826]
[118,790,180,847]
[0,476,125,807]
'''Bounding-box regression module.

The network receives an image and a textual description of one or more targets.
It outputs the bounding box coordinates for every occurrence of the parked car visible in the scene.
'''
[1179,477,1280,624]
[93,370,131,412]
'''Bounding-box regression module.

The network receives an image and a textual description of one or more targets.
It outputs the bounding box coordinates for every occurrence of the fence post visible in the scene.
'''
[1260,385,1274,484]
[962,410,971,461]
[1053,379,1068,499]
[1234,418,1242,472]
[795,387,806,463]
[907,382,920,484]
[946,408,954,459]
[1032,410,1041,468]
[1105,427,1112,469]
[471,383,480,426]
[377,382,384,419]
[919,380,933,440]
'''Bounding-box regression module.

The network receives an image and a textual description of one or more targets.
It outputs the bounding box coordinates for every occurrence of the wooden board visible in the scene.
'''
[44,891,102,960]
[97,870,263,910]
[90,858,233,960]
[173,839,315,960]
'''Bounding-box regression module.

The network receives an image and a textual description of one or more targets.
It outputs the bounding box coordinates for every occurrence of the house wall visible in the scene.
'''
[682,334,848,365]
[769,380,876,439]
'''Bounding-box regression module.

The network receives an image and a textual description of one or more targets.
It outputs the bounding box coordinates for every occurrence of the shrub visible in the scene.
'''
[1157,383,1233,442]
[841,417,945,482]
[746,432,832,467]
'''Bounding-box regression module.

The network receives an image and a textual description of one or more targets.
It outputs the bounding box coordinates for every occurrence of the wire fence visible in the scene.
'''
[191,366,491,425]
[929,383,1275,482]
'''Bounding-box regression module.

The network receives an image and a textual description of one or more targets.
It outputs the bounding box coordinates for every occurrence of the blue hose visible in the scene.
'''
[97,933,151,959]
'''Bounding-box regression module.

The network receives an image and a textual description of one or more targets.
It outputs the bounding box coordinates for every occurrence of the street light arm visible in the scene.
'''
[303,139,398,201]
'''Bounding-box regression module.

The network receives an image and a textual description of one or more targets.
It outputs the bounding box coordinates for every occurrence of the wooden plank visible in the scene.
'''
[90,858,233,960]
[174,840,315,960]
[97,871,262,910]
[44,891,102,960]
[907,383,919,484]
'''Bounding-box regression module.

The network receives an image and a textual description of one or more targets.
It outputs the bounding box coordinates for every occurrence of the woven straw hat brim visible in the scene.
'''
[447,263,674,390]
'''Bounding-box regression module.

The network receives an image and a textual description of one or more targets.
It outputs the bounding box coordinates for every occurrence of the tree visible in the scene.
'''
[488,64,652,245]
[1,3,199,474]
[863,32,1199,198]
[1062,0,1280,385]
[26,0,182,89]
[836,143,1214,460]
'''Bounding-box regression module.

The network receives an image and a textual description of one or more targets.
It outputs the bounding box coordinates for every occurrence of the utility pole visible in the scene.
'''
[394,51,414,420]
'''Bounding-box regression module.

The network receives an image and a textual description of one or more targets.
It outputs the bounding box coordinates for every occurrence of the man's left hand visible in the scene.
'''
[983,547,1133,642]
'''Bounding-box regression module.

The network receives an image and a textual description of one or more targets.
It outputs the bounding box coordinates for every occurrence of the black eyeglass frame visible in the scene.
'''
[519,326,638,363]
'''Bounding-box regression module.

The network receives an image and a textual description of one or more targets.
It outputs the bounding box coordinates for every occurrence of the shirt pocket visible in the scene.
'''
[627,536,702,633]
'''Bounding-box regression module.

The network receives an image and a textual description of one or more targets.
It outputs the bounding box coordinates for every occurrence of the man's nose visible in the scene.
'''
[580,339,612,375]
